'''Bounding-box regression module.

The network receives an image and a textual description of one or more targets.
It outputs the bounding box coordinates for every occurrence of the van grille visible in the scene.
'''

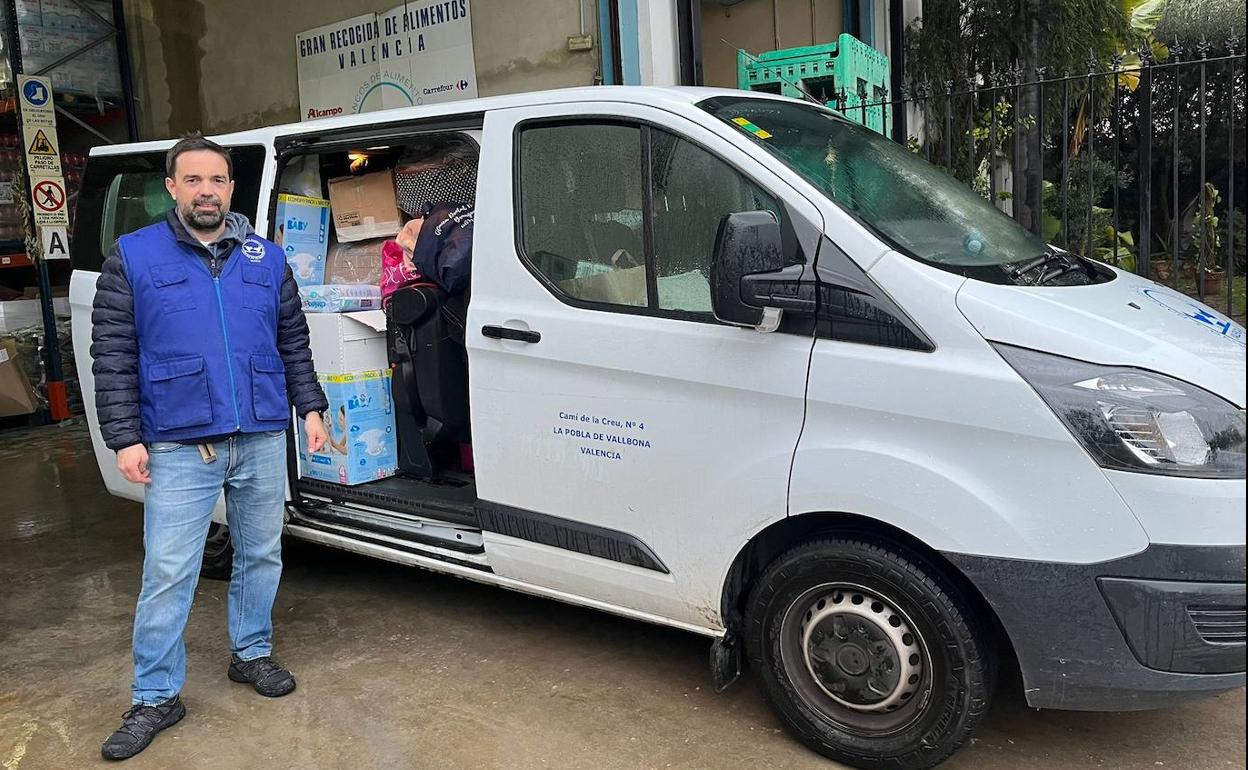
[1188,605,1247,645]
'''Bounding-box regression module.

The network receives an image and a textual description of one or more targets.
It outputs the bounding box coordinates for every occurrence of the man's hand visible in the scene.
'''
[117,444,151,484]
[304,412,328,454]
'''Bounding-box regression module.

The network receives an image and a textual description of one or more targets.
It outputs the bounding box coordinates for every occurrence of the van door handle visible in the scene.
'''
[481,325,541,344]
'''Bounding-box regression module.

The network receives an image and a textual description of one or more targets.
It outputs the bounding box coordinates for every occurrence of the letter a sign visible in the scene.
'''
[41,226,70,261]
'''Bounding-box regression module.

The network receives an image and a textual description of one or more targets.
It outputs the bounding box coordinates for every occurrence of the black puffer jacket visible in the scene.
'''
[90,210,327,450]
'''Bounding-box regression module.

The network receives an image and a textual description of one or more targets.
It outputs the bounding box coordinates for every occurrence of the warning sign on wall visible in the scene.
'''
[24,127,62,176]
[28,130,55,155]
[19,76,64,176]
[31,176,69,227]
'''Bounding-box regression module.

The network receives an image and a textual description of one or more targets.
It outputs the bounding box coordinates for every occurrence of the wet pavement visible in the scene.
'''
[1,421,1244,769]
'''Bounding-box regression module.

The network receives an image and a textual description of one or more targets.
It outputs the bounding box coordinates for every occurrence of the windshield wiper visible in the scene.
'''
[1009,249,1064,278]
[1037,261,1086,284]
[1009,249,1078,284]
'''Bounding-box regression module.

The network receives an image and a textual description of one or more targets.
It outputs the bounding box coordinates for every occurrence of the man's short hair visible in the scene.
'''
[166,133,233,180]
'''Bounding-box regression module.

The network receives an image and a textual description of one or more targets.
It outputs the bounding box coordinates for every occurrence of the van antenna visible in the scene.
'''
[722,38,828,108]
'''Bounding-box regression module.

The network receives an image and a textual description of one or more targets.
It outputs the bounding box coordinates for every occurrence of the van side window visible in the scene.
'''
[518,123,648,308]
[649,130,780,313]
[98,172,170,256]
[517,121,792,319]
[72,146,266,273]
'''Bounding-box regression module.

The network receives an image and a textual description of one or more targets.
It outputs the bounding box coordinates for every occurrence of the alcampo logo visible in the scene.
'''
[307,106,344,120]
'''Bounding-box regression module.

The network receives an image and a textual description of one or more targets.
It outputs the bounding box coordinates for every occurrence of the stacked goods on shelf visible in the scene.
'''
[15,0,122,101]
[0,134,22,244]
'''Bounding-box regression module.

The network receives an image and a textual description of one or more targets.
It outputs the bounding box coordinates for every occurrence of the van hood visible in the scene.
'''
[956,268,1246,407]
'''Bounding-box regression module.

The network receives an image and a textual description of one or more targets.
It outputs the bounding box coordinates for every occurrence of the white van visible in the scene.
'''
[70,87,1245,770]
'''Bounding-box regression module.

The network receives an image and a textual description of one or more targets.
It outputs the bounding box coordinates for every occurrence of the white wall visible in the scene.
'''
[637,0,680,86]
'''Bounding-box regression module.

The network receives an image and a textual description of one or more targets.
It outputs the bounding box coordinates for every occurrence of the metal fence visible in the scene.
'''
[828,42,1246,318]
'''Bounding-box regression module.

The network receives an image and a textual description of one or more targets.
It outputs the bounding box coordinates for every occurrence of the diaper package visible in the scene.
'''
[275,194,331,287]
[299,284,382,313]
[298,369,398,486]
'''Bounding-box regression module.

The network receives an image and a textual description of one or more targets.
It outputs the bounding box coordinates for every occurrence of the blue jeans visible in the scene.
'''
[131,431,287,705]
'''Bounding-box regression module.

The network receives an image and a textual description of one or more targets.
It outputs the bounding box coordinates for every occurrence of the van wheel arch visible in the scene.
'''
[720,512,1016,672]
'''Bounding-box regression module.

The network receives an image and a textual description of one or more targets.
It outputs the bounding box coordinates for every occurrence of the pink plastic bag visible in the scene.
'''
[380,239,429,305]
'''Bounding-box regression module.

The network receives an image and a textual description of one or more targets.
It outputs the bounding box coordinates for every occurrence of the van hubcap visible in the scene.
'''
[782,583,930,731]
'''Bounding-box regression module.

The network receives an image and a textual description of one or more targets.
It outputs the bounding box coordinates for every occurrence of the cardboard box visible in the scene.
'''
[275,194,330,287]
[328,171,402,243]
[325,237,385,285]
[0,340,38,417]
[306,311,388,372]
[298,369,398,485]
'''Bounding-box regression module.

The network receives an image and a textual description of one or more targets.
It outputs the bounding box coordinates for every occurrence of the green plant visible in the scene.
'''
[964,103,1037,200]
[1096,224,1137,272]
[1191,183,1222,268]
[1041,157,1132,256]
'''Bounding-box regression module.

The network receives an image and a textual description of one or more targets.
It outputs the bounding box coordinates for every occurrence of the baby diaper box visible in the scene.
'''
[298,369,398,486]
[275,194,330,287]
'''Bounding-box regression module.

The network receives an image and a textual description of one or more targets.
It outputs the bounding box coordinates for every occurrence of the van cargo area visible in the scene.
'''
[276,131,482,542]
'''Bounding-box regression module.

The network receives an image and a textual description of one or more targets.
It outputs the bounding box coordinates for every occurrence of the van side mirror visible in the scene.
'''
[712,211,808,329]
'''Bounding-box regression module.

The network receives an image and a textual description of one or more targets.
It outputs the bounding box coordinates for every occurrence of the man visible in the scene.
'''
[91,134,330,760]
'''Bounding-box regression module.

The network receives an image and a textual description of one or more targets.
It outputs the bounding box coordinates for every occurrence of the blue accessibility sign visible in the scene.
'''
[22,80,49,107]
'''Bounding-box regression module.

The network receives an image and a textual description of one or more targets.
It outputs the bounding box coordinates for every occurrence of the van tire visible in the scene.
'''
[200,523,234,581]
[744,537,995,770]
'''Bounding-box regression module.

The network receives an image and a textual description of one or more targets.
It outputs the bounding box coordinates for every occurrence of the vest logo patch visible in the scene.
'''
[241,238,266,262]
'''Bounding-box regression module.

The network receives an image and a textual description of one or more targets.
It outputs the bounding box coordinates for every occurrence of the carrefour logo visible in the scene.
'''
[1140,287,1246,347]
[422,80,470,96]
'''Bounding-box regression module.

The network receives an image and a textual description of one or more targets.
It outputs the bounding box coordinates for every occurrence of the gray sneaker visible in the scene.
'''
[101,695,186,761]
[228,655,297,697]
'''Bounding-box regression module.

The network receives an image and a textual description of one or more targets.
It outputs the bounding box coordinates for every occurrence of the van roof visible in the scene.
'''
[91,86,782,157]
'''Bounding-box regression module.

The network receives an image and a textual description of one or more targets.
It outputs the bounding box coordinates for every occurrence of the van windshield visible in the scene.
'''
[699,96,1099,286]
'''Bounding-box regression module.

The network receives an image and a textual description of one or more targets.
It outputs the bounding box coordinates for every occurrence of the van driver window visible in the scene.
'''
[518,122,782,318]
[517,122,648,308]
[648,129,781,314]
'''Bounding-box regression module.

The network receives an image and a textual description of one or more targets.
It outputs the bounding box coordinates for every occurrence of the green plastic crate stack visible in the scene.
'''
[737,34,891,135]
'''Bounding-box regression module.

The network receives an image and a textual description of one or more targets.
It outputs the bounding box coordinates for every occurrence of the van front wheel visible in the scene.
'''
[200,523,234,581]
[745,537,994,770]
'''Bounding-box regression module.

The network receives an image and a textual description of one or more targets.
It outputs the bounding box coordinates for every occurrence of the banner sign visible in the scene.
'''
[296,1,478,121]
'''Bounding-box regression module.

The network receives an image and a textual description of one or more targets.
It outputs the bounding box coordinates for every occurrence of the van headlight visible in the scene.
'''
[995,344,1246,479]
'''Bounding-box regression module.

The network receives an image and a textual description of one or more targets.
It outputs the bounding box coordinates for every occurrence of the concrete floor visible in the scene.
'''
[2,422,1244,770]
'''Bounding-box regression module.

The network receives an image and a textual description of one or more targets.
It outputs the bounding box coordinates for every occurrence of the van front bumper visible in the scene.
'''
[946,543,1245,711]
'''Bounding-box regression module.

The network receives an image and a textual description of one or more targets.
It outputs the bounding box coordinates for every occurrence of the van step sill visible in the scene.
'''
[295,475,478,528]
[292,502,483,554]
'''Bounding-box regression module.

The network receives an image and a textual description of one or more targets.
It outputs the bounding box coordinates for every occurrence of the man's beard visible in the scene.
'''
[180,196,226,232]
